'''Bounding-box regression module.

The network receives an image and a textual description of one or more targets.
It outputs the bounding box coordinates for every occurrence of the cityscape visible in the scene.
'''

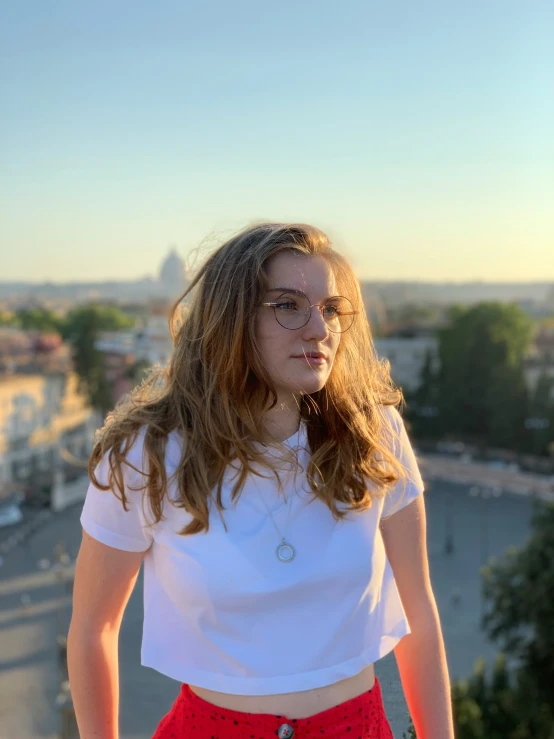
[2,1,553,737]
[1,247,553,737]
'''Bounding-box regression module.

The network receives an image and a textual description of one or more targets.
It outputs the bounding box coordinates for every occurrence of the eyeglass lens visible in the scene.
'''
[273,294,355,333]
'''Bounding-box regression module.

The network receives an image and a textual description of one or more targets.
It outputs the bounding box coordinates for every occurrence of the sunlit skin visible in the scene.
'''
[255,252,342,442]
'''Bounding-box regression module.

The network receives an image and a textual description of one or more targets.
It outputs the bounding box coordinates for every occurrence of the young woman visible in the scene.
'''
[68,222,454,738]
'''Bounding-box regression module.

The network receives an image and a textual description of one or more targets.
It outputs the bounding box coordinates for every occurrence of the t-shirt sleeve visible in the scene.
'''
[80,429,154,552]
[380,406,425,520]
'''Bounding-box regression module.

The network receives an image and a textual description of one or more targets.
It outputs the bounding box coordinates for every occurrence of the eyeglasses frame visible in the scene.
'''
[259,291,358,334]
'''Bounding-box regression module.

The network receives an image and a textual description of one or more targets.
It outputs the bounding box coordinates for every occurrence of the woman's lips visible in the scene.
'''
[292,355,328,366]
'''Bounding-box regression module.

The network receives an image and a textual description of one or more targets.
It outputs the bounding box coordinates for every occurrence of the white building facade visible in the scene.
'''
[373,335,440,394]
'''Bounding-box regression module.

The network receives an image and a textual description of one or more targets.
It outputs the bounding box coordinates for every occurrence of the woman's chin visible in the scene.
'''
[285,373,328,395]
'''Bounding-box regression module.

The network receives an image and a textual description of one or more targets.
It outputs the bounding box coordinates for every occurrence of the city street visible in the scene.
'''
[0,480,539,738]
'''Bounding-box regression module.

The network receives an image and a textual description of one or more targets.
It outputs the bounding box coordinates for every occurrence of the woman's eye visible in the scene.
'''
[276,301,297,312]
[324,305,340,316]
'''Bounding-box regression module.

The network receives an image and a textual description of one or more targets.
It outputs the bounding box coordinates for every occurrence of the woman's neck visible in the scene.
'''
[261,401,301,443]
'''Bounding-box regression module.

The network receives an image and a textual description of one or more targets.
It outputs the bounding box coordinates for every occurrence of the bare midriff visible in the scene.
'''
[188,663,375,720]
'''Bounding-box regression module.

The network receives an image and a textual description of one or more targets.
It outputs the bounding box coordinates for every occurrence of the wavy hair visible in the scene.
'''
[88,222,407,535]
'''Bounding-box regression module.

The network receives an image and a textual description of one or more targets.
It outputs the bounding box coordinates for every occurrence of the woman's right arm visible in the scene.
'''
[67,531,147,739]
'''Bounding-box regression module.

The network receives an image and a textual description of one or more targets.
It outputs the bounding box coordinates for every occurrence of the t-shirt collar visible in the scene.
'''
[254,420,308,459]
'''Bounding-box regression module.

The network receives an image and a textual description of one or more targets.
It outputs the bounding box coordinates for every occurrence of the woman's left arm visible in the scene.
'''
[380,494,455,739]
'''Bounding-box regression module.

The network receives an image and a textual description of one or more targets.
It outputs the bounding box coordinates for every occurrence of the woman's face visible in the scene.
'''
[255,252,342,401]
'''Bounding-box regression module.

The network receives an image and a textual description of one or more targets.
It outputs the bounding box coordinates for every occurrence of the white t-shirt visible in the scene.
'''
[80,406,424,695]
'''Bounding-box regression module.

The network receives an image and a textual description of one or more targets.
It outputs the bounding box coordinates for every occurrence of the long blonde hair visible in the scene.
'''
[89,222,406,535]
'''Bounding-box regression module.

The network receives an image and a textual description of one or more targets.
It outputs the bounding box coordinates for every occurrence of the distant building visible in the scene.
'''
[524,361,554,402]
[158,246,188,300]
[524,325,554,401]
[95,304,175,404]
[2,278,553,310]
[0,372,100,505]
[533,324,554,362]
[374,324,554,403]
[94,330,137,403]
[0,327,72,376]
[373,335,440,394]
[134,304,175,367]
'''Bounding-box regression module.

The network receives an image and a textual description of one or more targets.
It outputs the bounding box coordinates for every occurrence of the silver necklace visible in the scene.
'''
[258,486,297,563]
[255,427,302,563]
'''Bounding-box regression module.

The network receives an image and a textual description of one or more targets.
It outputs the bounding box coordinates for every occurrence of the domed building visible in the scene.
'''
[159,246,188,298]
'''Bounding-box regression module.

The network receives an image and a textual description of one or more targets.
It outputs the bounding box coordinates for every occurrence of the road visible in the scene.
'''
[420,453,554,502]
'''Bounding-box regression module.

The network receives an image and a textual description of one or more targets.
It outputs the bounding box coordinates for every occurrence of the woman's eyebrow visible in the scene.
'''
[265,287,304,295]
[265,287,339,300]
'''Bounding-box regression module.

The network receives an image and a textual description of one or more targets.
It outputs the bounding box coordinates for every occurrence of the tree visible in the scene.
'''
[481,502,554,712]
[522,368,554,455]
[61,304,134,413]
[437,302,533,448]
[14,307,64,333]
[125,358,152,386]
[0,310,17,326]
[403,503,554,738]
[409,347,441,436]
[60,304,134,341]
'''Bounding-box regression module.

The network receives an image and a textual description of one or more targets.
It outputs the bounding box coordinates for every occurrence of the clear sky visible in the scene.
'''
[1,1,553,283]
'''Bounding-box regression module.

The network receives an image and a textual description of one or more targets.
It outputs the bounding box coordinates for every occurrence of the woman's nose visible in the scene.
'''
[302,305,329,339]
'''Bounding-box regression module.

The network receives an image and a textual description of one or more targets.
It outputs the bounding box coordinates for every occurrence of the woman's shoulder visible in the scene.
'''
[379,403,403,425]
[374,404,404,448]
[165,427,188,471]
[91,425,180,491]
[119,424,186,469]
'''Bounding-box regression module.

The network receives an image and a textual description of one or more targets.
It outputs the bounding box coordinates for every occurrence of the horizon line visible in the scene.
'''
[1,278,554,287]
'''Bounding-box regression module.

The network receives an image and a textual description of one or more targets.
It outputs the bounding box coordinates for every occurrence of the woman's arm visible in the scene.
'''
[380,495,455,739]
[67,531,147,739]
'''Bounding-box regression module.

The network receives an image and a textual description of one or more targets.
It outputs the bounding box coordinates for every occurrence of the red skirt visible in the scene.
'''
[152,676,394,738]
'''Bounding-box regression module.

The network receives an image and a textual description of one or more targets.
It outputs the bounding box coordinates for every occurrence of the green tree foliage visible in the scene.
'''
[5,303,134,412]
[12,307,64,333]
[0,310,18,326]
[402,503,554,738]
[61,304,134,413]
[410,347,441,436]
[523,369,554,455]
[125,358,152,386]
[59,304,134,341]
[437,303,534,448]
[448,653,554,739]
[448,651,554,738]
[481,502,554,711]
[404,654,554,738]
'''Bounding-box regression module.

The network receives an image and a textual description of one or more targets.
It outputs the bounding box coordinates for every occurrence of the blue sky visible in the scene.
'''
[1,1,553,283]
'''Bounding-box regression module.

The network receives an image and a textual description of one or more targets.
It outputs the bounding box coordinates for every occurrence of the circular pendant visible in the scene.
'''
[276,542,296,563]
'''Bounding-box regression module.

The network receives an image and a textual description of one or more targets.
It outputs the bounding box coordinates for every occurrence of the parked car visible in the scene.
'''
[0,501,24,529]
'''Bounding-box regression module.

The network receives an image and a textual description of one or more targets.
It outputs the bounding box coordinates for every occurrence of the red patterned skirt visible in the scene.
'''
[152,675,394,738]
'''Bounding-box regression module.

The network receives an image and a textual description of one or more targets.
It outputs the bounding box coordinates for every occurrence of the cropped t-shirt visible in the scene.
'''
[80,406,425,695]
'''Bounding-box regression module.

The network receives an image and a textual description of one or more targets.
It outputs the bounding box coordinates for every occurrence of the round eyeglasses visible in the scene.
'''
[260,292,357,333]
